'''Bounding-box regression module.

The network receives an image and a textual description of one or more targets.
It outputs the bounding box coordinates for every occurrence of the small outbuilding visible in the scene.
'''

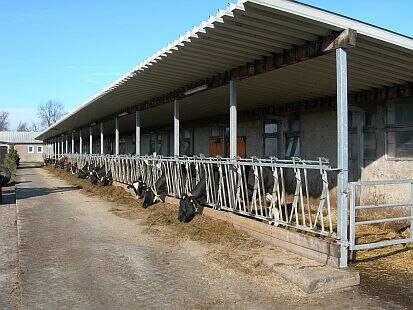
[0,132,44,163]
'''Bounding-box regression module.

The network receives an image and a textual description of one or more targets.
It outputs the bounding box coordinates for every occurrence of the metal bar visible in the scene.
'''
[89,126,93,155]
[353,238,413,251]
[356,202,413,210]
[65,135,68,155]
[71,132,75,154]
[79,129,83,154]
[136,111,141,156]
[356,216,413,226]
[100,122,104,155]
[229,80,237,159]
[115,117,119,155]
[349,183,356,250]
[336,47,349,268]
[352,179,413,186]
[174,99,179,157]
[411,182,413,241]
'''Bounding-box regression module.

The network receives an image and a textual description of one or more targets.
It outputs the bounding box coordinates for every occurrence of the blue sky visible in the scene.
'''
[0,0,411,130]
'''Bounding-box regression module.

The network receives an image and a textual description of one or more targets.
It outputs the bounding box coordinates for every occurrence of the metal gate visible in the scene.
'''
[349,179,413,250]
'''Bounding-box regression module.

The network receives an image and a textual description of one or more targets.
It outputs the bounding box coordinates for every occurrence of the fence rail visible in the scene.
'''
[62,153,337,238]
[349,179,413,251]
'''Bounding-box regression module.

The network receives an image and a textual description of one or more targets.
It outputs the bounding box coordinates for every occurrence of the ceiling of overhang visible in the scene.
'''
[38,0,413,141]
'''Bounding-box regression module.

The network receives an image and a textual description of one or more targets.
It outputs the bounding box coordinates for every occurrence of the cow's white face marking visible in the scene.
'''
[132,182,140,190]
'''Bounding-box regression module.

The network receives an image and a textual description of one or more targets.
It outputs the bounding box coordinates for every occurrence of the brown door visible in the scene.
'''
[208,138,223,157]
[209,136,246,158]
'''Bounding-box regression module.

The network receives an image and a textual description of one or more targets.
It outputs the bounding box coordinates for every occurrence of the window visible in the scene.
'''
[386,97,413,159]
[28,145,34,153]
[263,120,280,157]
[37,146,43,153]
[180,129,193,156]
[285,118,300,158]
[349,109,377,160]
[150,133,162,155]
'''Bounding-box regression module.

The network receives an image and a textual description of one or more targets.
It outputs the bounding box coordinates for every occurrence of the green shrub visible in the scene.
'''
[4,147,20,180]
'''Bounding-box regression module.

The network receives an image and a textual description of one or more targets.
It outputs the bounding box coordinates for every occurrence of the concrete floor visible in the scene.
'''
[5,165,404,309]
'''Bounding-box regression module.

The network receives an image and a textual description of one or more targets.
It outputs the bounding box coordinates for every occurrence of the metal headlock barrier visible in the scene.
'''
[349,179,413,251]
[64,153,336,238]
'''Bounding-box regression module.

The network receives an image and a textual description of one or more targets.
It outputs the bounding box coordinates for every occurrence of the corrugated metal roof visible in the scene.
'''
[37,0,413,141]
[0,132,43,144]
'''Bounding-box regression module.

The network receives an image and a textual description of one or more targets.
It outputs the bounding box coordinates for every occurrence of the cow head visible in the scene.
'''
[128,178,146,198]
[142,188,156,209]
[178,195,197,223]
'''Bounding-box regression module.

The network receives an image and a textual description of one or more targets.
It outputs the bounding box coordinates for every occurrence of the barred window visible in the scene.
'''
[263,120,280,157]
[386,97,413,159]
[285,118,300,159]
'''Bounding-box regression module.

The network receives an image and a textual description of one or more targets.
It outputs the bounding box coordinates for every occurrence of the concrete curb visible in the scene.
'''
[261,255,360,293]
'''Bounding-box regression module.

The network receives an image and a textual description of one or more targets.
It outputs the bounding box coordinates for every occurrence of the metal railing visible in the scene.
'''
[349,179,413,250]
[63,153,337,238]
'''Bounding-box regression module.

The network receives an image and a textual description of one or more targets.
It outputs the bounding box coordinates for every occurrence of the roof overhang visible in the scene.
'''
[37,0,413,141]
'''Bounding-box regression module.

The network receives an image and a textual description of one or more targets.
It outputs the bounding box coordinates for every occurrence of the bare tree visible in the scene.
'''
[16,121,30,132]
[37,100,66,128]
[0,111,9,131]
[30,121,42,132]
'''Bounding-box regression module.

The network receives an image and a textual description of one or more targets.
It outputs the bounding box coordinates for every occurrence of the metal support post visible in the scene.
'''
[89,126,93,154]
[136,111,141,156]
[115,117,119,155]
[79,129,83,154]
[57,137,61,158]
[100,122,104,155]
[65,135,68,155]
[229,80,237,159]
[71,132,75,154]
[174,100,180,156]
[53,139,56,159]
[336,48,349,268]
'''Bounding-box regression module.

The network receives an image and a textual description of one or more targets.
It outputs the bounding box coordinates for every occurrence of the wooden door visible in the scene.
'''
[208,138,223,157]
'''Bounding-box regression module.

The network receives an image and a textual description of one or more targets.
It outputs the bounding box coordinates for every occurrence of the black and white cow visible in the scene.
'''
[178,166,220,223]
[77,163,89,179]
[128,177,146,199]
[142,174,168,209]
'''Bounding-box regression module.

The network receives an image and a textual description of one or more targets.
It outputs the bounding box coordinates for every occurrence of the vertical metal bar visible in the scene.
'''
[65,135,68,155]
[71,132,75,154]
[53,139,56,159]
[79,129,83,154]
[229,80,237,159]
[349,183,356,250]
[57,137,60,157]
[336,48,349,268]
[136,111,141,156]
[115,117,119,155]
[410,182,413,241]
[174,99,180,157]
[89,126,93,155]
[100,122,104,155]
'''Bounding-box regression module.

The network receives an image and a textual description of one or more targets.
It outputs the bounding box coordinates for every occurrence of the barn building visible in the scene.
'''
[37,0,413,268]
[0,132,43,163]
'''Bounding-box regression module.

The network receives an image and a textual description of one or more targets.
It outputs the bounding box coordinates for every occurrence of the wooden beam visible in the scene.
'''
[322,29,357,52]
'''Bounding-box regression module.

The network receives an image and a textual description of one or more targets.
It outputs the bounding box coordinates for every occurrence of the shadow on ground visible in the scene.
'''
[17,186,81,200]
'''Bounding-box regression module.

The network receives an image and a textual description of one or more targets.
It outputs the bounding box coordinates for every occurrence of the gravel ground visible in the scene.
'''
[10,164,405,309]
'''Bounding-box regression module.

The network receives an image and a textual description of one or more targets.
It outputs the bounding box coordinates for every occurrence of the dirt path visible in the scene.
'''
[14,165,404,309]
